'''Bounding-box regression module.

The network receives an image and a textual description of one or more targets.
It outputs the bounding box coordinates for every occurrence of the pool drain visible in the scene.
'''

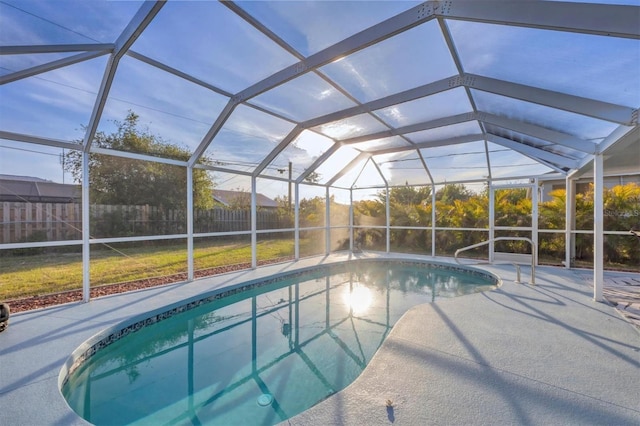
[257,393,273,406]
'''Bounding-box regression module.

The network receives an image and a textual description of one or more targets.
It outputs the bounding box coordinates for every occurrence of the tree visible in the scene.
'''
[538,188,566,230]
[299,196,326,227]
[569,183,640,265]
[382,185,431,206]
[64,112,214,210]
[435,183,472,204]
[347,186,434,251]
[433,186,488,254]
[494,188,531,227]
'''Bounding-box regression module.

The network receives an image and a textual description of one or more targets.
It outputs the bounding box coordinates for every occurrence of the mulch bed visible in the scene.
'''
[6,257,293,314]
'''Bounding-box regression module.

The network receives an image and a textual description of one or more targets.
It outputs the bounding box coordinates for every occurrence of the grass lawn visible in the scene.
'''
[3,237,635,301]
[0,239,305,300]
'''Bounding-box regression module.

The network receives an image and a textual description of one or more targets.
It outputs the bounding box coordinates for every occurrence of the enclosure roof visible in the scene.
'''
[1,0,639,190]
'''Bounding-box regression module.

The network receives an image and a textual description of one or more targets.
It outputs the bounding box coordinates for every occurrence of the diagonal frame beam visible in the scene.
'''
[486,133,578,169]
[82,1,165,152]
[477,112,597,154]
[533,157,569,175]
[298,134,483,188]
[326,152,370,187]
[188,99,237,167]
[232,1,440,103]
[126,50,233,98]
[296,143,342,184]
[253,125,304,177]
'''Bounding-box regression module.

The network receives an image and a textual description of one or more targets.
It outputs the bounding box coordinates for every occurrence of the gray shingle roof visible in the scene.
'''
[0,177,80,203]
[212,189,278,208]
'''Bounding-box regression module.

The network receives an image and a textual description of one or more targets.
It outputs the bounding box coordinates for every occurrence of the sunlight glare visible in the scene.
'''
[343,284,373,314]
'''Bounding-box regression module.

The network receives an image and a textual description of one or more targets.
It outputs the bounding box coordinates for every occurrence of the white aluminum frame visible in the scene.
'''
[0,0,637,305]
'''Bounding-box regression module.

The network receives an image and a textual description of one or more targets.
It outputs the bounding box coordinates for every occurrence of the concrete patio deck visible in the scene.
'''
[1,254,638,425]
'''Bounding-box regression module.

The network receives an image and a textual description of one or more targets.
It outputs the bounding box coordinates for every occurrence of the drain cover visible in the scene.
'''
[257,393,273,406]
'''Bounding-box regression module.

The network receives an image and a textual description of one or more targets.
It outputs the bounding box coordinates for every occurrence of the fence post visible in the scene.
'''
[1,202,8,243]
[55,204,63,240]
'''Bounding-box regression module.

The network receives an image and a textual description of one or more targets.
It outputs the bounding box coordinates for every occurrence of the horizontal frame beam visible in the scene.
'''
[341,112,476,145]
[370,133,484,156]
[0,50,109,85]
[440,1,640,39]
[467,74,637,125]
[0,130,80,150]
[90,146,187,167]
[0,44,115,55]
[303,75,462,129]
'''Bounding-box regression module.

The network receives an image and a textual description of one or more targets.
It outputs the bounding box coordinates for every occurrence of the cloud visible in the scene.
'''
[0,0,141,50]
[239,1,418,56]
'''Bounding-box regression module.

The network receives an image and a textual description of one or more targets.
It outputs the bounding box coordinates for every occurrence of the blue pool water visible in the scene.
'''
[62,261,497,425]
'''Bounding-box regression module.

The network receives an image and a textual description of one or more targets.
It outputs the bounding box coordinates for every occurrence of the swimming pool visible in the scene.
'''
[61,260,498,425]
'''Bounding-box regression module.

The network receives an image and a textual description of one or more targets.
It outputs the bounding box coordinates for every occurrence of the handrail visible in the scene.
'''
[454,237,536,285]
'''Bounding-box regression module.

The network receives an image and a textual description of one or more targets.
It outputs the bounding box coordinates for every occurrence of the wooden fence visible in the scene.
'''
[0,202,293,244]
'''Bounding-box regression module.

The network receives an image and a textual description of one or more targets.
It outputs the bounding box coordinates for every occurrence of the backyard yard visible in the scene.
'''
[0,238,307,303]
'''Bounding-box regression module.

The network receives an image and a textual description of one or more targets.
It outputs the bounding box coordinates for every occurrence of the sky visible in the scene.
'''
[1,0,638,199]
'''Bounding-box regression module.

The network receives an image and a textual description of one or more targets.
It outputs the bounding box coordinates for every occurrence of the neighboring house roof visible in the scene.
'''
[0,177,80,203]
[212,189,278,208]
[0,174,50,182]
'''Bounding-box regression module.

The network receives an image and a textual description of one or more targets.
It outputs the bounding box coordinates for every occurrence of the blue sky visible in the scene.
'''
[1,0,638,197]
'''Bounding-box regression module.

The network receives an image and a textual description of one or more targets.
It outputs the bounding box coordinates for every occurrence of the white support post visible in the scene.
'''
[431,184,436,257]
[593,154,604,302]
[325,186,331,255]
[386,185,390,253]
[186,166,194,281]
[349,189,354,253]
[81,151,90,303]
[532,178,539,266]
[565,177,575,269]
[294,183,299,261]
[251,177,257,269]
[489,183,495,262]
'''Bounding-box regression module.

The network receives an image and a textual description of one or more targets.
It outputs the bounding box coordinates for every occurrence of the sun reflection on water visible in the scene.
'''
[343,283,373,314]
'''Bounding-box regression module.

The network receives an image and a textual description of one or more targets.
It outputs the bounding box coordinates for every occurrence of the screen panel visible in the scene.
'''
[130,1,298,93]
